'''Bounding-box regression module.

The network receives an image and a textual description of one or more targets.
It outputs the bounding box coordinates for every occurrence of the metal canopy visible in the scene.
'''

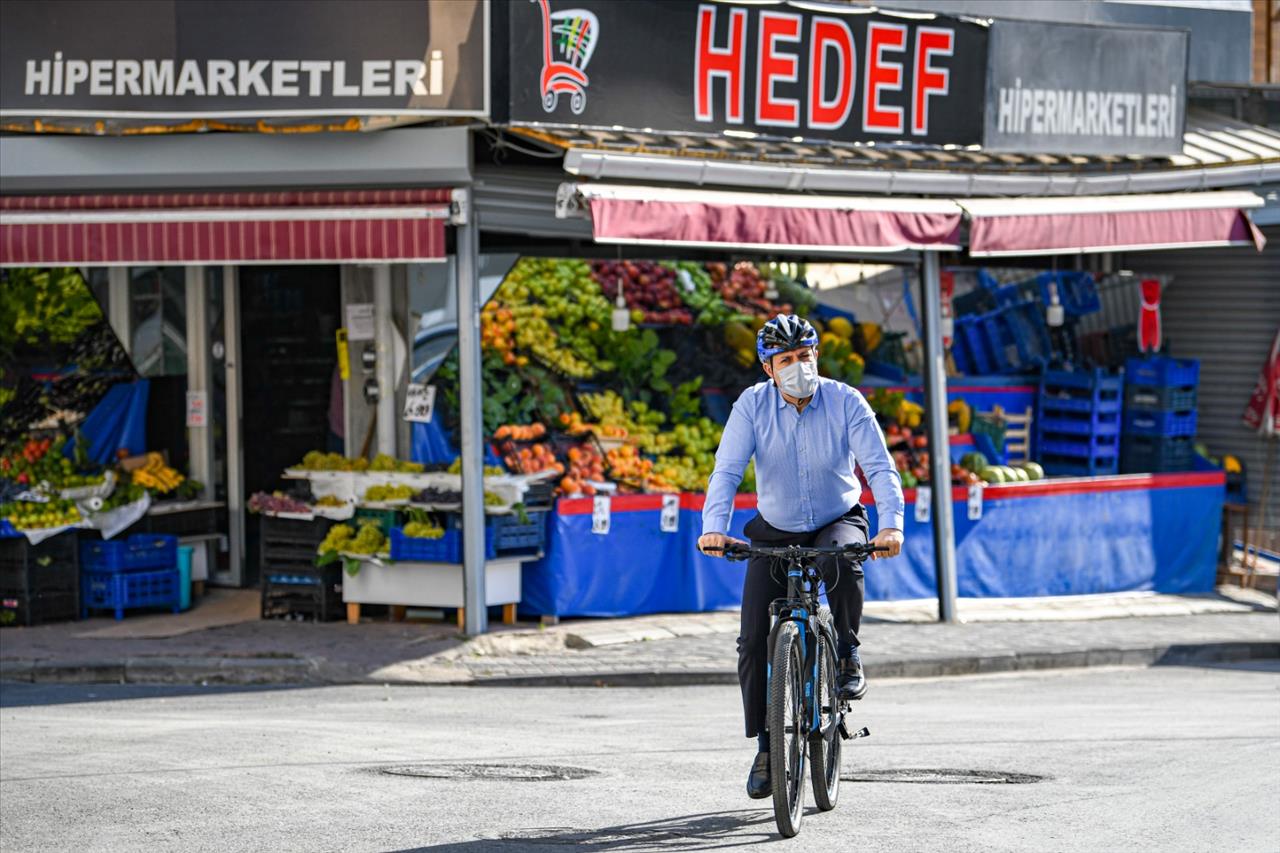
[510,109,1280,198]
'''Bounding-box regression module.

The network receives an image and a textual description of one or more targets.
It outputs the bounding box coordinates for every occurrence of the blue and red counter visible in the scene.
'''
[519,470,1225,618]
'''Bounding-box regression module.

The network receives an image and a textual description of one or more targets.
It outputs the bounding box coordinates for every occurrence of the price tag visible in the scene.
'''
[914,485,931,523]
[185,390,208,428]
[403,383,436,423]
[967,484,984,521]
[676,268,696,294]
[592,495,611,535]
[660,494,679,533]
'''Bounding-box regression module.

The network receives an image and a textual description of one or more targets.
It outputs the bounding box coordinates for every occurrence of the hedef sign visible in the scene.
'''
[502,0,988,146]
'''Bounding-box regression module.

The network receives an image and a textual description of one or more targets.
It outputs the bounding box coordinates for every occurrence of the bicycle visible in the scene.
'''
[722,541,885,838]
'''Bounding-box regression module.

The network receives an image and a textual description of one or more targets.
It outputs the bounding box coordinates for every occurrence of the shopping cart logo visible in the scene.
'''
[531,0,598,115]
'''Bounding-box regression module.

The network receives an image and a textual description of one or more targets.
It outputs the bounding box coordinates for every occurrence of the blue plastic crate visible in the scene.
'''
[1122,408,1197,437]
[1040,454,1119,477]
[1039,434,1121,457]
[80,534,178,573]
[1124,384,1197,412]
[389,524,497,563]
[1039,395,1123,415]
[1039,409,1121,437]
[491,512,547,554]
[1125,356,1199,387]
[952,315,995,375]
[1037,271,1100,317]
[81,568,181,620]
[1041,368,1124,393]
[1120,435,1194,473]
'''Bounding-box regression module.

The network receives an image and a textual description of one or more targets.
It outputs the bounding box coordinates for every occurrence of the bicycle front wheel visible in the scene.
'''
[768,621,806,837]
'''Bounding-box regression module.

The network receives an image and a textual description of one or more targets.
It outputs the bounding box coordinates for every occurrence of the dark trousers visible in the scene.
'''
[737,506,869,738]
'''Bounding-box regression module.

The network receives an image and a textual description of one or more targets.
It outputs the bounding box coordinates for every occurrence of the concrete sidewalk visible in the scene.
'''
[1,589,1275,687]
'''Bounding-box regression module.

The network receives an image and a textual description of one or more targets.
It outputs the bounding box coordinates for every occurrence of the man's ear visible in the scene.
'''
[761,358,773,379]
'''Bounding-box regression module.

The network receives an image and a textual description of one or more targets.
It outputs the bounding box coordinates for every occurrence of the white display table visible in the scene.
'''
[341,557,523,628]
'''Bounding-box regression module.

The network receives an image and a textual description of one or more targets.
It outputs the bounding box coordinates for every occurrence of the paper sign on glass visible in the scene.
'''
[967,484,984,520]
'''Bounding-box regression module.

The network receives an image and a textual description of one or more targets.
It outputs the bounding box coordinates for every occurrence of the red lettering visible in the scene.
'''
[863,22,906,134]
[755,11,801,127]
[912,27,953,136]
[808,17,854,130]
[695,4,747,124]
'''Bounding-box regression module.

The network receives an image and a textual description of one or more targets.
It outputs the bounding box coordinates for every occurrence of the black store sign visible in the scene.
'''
[503,0,989,147]
[0,0,487,118]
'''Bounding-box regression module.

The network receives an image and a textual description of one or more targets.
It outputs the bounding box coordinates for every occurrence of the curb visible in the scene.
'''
[460,640,1280,687]
[3,641,1274,687]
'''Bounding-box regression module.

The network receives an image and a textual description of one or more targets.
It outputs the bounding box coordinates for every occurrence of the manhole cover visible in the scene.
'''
[842,768,1043,784]
[380,763,600,782]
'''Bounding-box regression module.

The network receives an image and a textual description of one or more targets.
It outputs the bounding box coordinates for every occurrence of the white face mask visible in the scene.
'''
[775,358,819,399]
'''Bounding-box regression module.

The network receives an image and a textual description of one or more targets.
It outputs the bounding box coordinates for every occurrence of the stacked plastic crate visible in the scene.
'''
[1120,357,1199,473]
[1037,369,1124,476]
[260,516,343,621]
[80,534,181,620]
[1,534,79,627]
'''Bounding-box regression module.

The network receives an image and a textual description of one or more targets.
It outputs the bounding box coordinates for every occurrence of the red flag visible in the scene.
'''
[1242,327,1280,437]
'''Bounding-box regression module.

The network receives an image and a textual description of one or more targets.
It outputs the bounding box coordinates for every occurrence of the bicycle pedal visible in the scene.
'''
[838,719,870,741]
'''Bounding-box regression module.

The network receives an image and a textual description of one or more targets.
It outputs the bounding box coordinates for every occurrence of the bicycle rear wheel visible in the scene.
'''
[809,629,842,811]
[768,621,806,837]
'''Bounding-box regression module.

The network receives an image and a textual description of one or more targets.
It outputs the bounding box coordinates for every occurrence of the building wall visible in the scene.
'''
[1255,0,1280,83]
[1126,226,1280,534]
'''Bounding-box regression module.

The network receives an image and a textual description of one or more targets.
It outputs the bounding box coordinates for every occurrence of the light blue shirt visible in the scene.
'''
[702,378,905,536]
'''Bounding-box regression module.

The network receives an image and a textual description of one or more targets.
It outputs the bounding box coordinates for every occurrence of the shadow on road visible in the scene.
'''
[389,809,778,852]
[0,682,316,708]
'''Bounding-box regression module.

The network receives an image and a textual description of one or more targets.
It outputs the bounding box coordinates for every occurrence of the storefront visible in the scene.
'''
[3,0,1276,633]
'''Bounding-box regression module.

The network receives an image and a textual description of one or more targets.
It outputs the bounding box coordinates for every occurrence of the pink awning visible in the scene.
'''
[963,192,1267,257]
[561,184,963,253]
[0,189,455,266]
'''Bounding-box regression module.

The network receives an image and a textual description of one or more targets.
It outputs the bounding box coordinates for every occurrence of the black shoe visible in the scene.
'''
[746,751,771,799]
[838,653,867,701]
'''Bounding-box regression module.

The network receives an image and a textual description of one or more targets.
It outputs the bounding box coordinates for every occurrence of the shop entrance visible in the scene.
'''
[237,266,341,585]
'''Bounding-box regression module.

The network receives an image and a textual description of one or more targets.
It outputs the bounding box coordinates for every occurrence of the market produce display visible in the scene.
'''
[364,484,415,503]
[129,452,185,493]
[316,520,387,557]
[1,497,81,531]
[248,491,310,515]
[591,260,695,326]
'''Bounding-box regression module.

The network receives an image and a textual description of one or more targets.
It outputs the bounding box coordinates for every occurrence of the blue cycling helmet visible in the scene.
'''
[757,314,818,363]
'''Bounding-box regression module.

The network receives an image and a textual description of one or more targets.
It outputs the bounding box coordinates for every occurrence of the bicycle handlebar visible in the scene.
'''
[718,542,888,563]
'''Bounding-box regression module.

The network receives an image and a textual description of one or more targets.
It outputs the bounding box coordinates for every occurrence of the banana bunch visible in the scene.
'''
[948,399,972,433]
[896,400,925,429]
[131,452,185,494]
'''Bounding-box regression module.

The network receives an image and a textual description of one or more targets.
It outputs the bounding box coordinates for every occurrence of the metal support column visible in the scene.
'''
[184,266,214,500]
[454,193,487,635]
[921,252,959,623]
[373,265,397,456]
[221,265,245,586]
[107,267,130,354]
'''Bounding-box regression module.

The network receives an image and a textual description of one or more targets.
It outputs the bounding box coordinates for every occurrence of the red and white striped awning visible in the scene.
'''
[0,189,456,266]
[961,191,1267,257]
[558,183,963,254]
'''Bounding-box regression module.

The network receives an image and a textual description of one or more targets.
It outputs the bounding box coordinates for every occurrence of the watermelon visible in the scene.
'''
[1018,462,1044,481]
[1010,467,1030,482]
[979,467,1005,484]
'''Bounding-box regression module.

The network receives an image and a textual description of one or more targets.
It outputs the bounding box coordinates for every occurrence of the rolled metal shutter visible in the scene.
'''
[1126,225,1280,532]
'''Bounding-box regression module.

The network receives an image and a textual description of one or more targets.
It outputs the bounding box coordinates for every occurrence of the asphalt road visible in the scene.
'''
[1,662,1276,853]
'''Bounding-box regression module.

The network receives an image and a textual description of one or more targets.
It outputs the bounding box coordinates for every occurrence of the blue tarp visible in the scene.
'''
[65,380,149,465]
[410,418,502,466]
[519,475,1223,617]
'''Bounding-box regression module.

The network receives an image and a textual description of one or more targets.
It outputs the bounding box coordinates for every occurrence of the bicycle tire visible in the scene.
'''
[768,621,806,837]
[809,627,842,811]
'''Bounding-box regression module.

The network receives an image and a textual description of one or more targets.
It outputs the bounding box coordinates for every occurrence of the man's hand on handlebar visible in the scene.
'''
[697,532,746,555]
[869,528,904,560]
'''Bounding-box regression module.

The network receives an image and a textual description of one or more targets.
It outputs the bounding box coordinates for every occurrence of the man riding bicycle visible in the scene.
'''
[697,313,905,800]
